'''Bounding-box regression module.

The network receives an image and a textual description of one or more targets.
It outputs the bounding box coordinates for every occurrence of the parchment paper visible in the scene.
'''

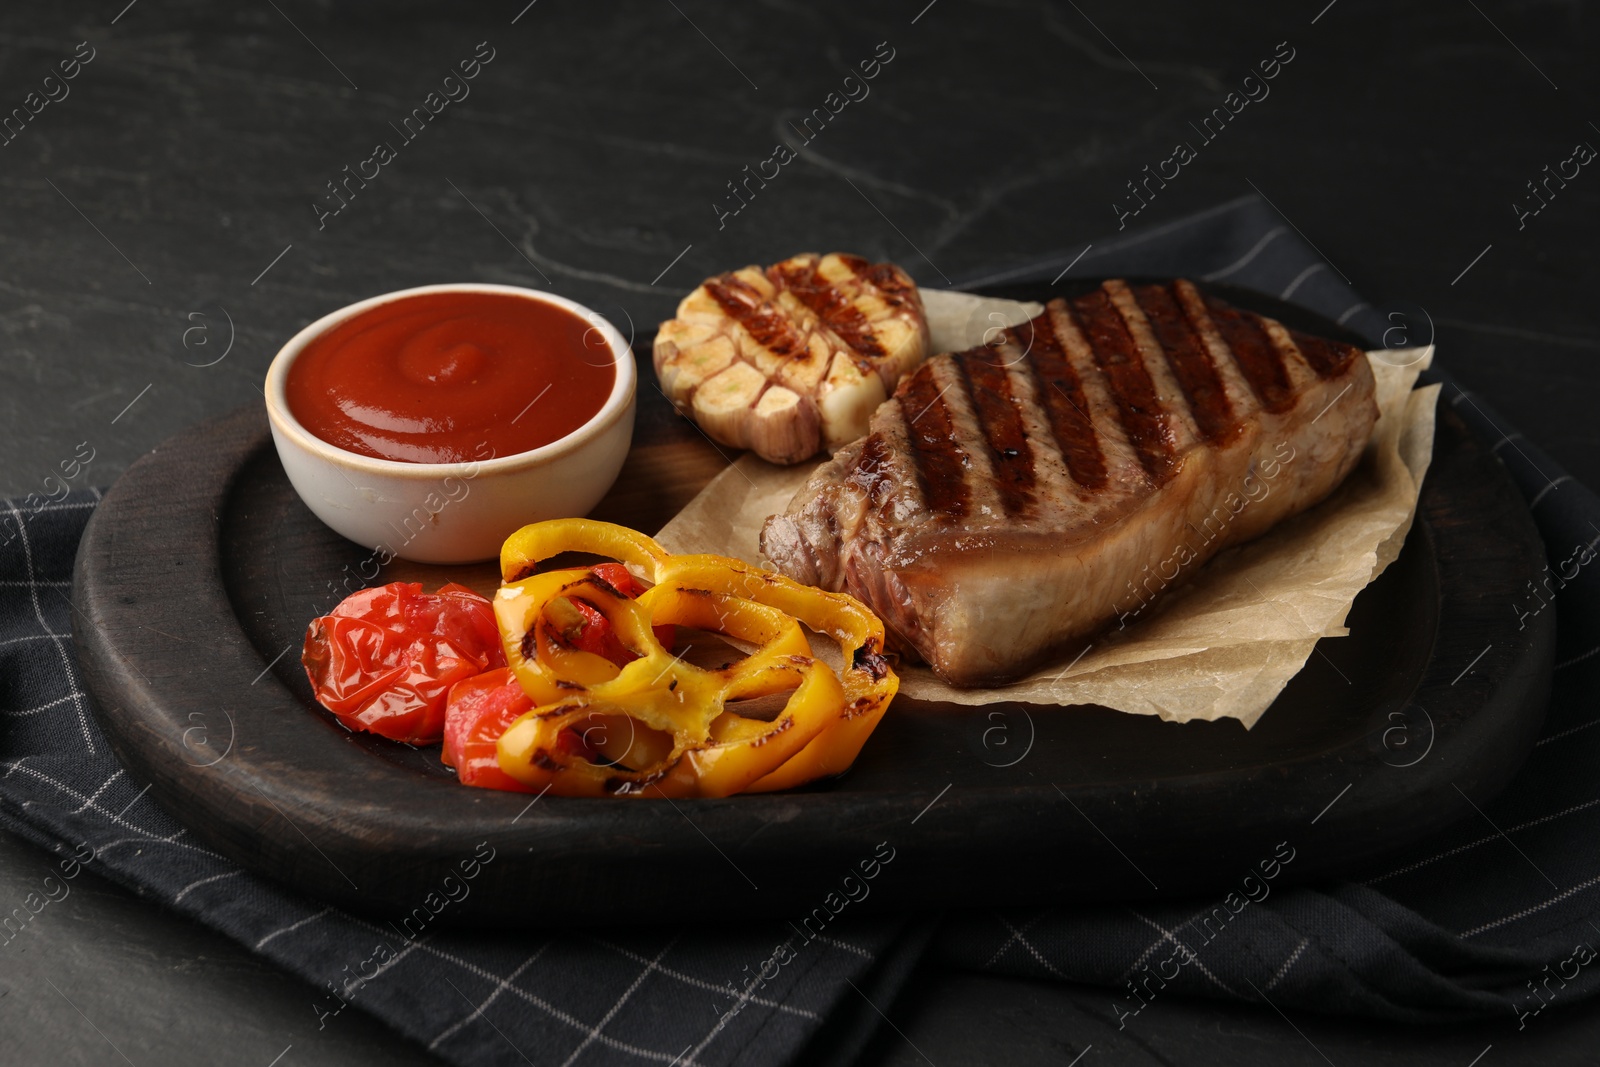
[656,290,1439,728]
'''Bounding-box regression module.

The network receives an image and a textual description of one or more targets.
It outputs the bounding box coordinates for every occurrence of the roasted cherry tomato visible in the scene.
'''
[301,581,505,743]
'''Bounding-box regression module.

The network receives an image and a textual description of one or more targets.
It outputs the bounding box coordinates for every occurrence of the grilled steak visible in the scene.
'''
[760,279,1379,687]
[654,253,929,464]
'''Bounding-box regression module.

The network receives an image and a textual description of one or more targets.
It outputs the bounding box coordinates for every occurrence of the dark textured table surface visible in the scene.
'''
[2,1,1597,1064]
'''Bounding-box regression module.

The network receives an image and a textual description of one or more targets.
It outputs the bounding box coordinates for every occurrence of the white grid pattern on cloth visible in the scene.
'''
[4,498,97,755]
[1265,938,1309,992]
[5,692,93,717]
[429,948,549,1051]
[355,932,692,1065]
[1529,475,1574,509]
[1556,644,1600,670]
[1458,872,1600,939]
[1279,262,1327,300]
[0,633,67,649]
[173,869,245,903]
[248,877,853,1066]
[982,909,1046,969]
[221,829,815,1058]
[557,939,679,1067]
[0,759,224,861]
[1125,909,1236,994]
[801,932,873,960]
[2,497,100,517]
[0,490,900,1067]
[1335,301,1371,326]
[70,768,124,812]
[594,940,819,1020]
[1536,716,1600,745]
[1119,911,1177,980]
[996,915,1065,979]
[338,920,727,1062]
[1200,225,1286,281]
[1364,793,1600,885]
[253,906,334,950]
[1491,432,1525,454]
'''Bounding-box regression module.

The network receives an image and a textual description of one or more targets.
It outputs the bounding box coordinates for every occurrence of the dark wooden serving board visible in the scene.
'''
[71,285,1555,926]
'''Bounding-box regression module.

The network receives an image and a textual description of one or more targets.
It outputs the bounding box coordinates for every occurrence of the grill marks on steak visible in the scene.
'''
[881,280,1232,522]
[851,431,898,510]
[885,280,1358,513]
[1129,283,1239,446]
[761,278,1381,686]
[1011,309,1110,493]
[955,349,1037,517]
[899,364,973,519]
[1070,289,1182,483]
[1200,294,1298,414]
[1286,326,1362,379]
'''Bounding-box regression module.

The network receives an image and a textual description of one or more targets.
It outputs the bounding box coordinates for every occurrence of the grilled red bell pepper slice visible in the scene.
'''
[441,667,540,791]
[554,563,674,666]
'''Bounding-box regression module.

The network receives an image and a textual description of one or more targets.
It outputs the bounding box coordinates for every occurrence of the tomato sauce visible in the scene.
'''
[285,291,617,463]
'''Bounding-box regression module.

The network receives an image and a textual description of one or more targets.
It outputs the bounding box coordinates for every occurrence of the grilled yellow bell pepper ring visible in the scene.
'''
[491,519,898,797]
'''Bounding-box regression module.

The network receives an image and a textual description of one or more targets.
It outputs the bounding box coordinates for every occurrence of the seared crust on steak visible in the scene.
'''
[760,279,1379,687]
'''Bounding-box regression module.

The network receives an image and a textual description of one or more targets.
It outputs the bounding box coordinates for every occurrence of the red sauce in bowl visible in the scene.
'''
[285,291,618,463]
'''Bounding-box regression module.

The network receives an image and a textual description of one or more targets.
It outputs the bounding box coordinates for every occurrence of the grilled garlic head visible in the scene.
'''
[653,252,928,464]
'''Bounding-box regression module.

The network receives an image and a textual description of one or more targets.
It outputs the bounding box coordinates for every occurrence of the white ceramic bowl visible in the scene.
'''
[264,283,636,564]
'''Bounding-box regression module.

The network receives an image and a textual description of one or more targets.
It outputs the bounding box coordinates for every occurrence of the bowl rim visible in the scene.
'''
[264,282,637,478]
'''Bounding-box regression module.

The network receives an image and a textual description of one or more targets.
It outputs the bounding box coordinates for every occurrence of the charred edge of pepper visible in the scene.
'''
[533,703,582,720]
[852,641,892,681]
[736,663,801,681]
[748,716,795,748]
[586,746,629,770]
[560,575,622,603]
[841,696,880,721]
[531,749,563,771]
[583,572,629,600]
[605,761,678,796]
[555,679,584,691]
[520,625,539,662]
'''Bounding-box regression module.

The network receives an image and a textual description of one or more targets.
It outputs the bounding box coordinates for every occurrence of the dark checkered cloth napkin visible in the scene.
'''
[2,196,1596,1067]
